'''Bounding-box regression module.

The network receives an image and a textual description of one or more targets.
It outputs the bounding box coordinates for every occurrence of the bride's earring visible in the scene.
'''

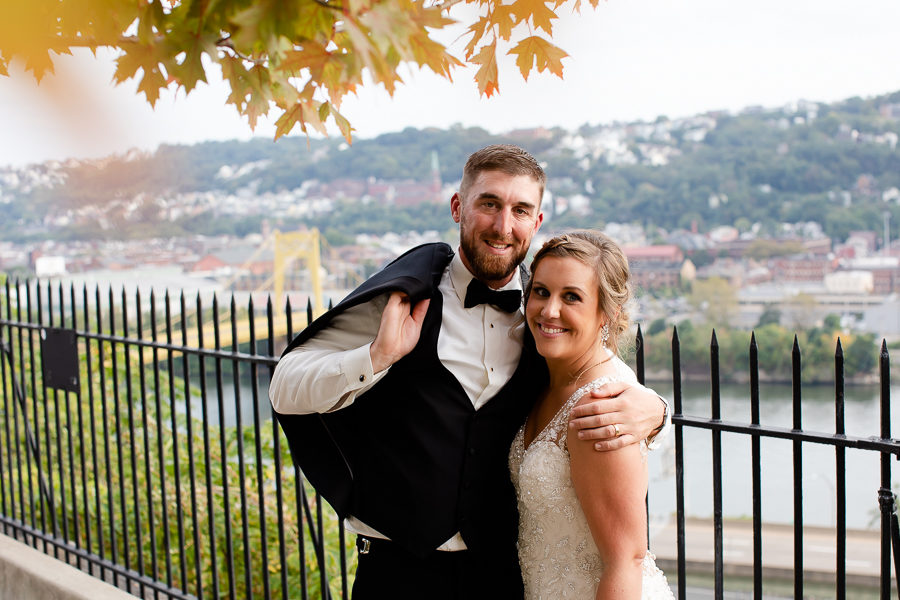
[600,323,609,347]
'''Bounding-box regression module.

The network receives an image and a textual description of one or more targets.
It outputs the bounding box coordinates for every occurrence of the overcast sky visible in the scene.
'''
[1,0,899,168]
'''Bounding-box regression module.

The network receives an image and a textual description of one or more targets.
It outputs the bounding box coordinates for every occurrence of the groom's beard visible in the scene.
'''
[459,233,528,284]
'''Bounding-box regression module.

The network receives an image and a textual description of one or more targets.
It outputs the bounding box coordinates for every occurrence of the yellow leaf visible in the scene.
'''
[510,0,558,35]
[245,90,271,129]
[490,4,516,41]
[410,34,463,79]
[508,35,568,80]
[293,2,335,41]
[274,103,303,140]
[330,105,355,143]
[463,16,489,60]
[280,44,334,82]
[24,51,56,83]
[471,42,499,98]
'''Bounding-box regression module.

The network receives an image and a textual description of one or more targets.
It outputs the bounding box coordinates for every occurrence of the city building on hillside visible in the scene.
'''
[840,257,900,294]
[624,245,685,291]
[845,231,879,256]
[191,246,273,279]
[824,271,875,294]
[695,257,757,288]
[770,256,837,283]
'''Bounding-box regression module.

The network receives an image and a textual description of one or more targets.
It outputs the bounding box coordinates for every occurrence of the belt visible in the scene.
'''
[355,536,464,555]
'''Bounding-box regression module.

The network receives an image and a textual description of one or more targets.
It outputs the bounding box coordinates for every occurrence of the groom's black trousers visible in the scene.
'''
[351,536,524,599]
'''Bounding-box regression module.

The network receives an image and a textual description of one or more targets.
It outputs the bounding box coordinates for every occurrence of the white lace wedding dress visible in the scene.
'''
[508,357,675,599]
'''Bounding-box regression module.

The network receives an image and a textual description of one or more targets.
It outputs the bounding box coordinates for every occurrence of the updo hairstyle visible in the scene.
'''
[526,230,632,355]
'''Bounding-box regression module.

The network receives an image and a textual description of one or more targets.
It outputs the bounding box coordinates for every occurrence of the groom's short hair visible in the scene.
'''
[459,144,546,200]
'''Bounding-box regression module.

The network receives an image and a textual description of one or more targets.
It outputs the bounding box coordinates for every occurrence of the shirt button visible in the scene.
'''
[468,447,476,456]
[359,374,366,382]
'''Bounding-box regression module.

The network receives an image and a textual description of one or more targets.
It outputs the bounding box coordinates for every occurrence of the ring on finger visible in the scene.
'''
[613,423,621,436]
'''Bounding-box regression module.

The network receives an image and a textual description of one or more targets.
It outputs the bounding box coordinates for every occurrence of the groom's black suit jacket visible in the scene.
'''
[273,242,547,561]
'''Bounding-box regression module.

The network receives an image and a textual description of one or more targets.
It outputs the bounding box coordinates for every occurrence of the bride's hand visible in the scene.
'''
[369,291,431,373]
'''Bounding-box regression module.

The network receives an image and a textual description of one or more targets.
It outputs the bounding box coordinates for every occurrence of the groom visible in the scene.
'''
[269,144,668,599]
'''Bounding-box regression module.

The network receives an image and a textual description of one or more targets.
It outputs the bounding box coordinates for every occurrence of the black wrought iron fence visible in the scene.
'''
[0,277,898,599]
[0,279,351,600]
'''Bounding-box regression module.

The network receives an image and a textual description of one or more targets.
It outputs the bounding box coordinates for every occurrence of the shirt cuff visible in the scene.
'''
[327,343,382,412]
[341,343,377,388]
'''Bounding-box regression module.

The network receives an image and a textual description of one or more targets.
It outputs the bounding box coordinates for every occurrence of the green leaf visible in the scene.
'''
[168,33,217,93]
[317,101,330,122]
[137,64,168,106]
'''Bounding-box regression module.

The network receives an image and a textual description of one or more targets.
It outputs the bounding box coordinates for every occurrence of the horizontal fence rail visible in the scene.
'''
[0,278,897,599]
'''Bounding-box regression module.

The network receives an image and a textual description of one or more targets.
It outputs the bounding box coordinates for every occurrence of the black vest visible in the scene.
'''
[274,243,547,557]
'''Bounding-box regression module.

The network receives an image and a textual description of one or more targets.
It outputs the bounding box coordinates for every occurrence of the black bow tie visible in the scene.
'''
[464,279,522,313]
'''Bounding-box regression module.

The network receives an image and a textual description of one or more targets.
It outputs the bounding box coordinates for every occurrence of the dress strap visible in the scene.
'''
[542,376,614,447]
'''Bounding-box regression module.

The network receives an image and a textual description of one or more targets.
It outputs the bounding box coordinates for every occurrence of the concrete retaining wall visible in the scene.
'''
[0,533,138,600]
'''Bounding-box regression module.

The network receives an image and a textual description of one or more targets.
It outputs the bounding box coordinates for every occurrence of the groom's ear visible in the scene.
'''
[450,193,462,223]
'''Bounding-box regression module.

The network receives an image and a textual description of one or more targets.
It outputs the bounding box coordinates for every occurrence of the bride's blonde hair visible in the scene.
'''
[526,230,631,355]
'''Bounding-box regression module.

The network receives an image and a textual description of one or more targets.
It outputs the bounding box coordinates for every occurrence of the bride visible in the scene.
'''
[509,231,674,599]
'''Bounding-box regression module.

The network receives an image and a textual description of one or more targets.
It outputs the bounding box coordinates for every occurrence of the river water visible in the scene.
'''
[645,380,900,531]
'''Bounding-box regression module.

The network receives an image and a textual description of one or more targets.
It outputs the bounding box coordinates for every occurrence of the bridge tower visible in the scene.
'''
[273,229,324,317]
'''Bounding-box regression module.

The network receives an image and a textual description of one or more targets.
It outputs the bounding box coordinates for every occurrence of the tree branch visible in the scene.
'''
[311,0,344,11]
[216,36,266,66]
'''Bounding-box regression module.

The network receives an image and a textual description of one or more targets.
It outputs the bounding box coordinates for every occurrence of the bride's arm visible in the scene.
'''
[568,395,648,600]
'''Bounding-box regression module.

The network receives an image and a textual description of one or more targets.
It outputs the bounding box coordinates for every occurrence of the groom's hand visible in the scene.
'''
[370,292,430,373]
[568,382,666,451]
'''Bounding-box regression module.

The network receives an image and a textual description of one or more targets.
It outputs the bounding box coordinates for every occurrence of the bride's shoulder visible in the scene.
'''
[609,354,639,383]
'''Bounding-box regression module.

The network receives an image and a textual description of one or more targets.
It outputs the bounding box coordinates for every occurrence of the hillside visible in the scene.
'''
[1,91,899,244]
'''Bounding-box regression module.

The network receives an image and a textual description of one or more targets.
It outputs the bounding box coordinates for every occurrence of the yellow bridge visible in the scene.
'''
[150,229,330,353]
